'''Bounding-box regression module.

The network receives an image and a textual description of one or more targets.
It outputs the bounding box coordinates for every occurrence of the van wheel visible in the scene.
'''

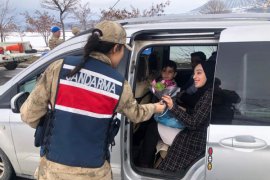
[0,148,15,180]
[4,62,18,70]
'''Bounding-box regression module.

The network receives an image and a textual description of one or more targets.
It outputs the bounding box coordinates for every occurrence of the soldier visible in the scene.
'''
[48,26,64,50]
[20,20,165,180]
[71,26,80,36]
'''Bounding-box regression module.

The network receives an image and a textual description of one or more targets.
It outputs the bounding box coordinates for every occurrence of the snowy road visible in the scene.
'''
[0,67,24,85]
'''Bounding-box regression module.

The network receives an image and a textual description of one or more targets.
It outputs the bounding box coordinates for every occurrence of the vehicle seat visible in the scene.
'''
[174,69,193,88]
[135,56,152,104]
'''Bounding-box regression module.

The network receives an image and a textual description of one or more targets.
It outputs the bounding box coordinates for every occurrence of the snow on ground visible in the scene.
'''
[5,32,74,52]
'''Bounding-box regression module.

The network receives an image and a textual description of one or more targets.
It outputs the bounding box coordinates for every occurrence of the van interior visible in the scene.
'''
[131,44,217,178]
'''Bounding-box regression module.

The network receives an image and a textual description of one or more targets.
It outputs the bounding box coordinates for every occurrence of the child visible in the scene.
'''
[151,60,179,100]
[138,60,182,168]
[151,60,184,146]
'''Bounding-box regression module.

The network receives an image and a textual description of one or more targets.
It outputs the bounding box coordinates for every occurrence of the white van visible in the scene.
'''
[1,13,270,180]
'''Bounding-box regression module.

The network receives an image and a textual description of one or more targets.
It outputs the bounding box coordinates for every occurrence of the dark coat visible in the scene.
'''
[158,88,212,171]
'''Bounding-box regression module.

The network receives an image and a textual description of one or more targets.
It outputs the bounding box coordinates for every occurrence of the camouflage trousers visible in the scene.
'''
[35,157,112,180]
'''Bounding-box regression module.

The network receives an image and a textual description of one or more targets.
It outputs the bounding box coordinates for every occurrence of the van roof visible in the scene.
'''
[119,13,270,25]
[76,13,270,41]
[118,13,270,37]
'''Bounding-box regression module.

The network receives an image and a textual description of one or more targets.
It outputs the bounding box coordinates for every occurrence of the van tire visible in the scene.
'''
[0,148,15,180]
[4,62,18,70]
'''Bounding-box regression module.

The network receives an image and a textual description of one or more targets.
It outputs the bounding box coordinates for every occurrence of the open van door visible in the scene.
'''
[121,27,220,180]
[205,25,270,180]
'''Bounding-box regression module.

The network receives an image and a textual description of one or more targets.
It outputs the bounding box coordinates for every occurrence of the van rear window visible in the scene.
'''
[212,42,270,126]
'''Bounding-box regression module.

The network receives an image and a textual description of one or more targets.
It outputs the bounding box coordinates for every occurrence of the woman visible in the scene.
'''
[160,60,215,171]
[20,20,165,180]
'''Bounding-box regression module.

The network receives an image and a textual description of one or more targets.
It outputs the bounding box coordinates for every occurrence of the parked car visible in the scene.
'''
[1,13,270,180]
[0,41,37,70]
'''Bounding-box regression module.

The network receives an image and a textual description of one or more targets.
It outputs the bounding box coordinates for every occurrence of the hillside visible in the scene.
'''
[193,0,270,13]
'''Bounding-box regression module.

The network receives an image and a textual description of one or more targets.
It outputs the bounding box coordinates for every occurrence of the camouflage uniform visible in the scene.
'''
[20,52,156,180]
[37,156,111,180]
[48,36,64,50]
[72,27,80,36]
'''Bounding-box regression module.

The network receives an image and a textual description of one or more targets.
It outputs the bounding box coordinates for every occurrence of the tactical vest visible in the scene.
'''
[41,56,124,167]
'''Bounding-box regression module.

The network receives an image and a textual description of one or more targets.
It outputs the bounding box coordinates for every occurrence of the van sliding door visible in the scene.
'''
[206,25,270,180]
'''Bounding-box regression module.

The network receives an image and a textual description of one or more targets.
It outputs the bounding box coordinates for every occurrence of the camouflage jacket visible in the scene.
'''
[48,36,64,50]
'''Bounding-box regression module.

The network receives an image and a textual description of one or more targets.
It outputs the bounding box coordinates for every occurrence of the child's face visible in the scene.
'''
[161,66,176,80]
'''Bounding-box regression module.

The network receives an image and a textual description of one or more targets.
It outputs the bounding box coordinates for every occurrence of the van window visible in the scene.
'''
[170,46,216,68]
[211,42,270,126]
[116,48,130,78]
[19,78,37,93]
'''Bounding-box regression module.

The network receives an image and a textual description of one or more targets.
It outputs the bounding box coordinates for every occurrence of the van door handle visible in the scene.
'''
[232,135,267,149]
[220,137,233,147]
[220,135,267,150]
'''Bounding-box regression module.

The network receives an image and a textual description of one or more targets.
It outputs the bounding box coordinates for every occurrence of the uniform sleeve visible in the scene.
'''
[20,60,63,128]
[116,80,156,123]
[57,39,64,45]
[48,38,54,50]
[48,38,64,50]
[170,89,212,130]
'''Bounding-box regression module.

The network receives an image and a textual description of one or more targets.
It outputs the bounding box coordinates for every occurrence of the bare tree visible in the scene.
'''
[41,0,80,40]
[24,10,60,46]
[16,26,26,42]
[0,0,17,42]
[100,6,140,21]
[100,0,170,21]
[71,2,93,30]
[263,0,270,8]
[200,0,230,14]
[142,0,170,17]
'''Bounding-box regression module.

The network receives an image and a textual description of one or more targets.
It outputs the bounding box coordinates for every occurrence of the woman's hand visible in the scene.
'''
[162,95,174,110]
[154,102,166,113]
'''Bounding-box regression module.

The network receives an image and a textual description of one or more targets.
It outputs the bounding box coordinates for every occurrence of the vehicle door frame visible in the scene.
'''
[121,28,220,180]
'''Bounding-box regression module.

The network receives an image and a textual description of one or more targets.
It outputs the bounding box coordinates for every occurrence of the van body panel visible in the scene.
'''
[0,109,22,175]
[206,27,270,180]
[9,112,39,175]
[206,126,270,180]
[219,25,270,42]
[125,21,270,39]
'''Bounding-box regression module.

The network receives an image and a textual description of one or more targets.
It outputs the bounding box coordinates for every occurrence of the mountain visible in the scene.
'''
[223,0,264,8]
[192,0,270,13]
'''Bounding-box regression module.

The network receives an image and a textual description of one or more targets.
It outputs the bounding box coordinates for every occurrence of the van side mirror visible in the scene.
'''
[11,92,29,113]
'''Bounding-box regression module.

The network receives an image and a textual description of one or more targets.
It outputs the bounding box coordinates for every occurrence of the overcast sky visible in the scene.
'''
[10,0,209,14]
